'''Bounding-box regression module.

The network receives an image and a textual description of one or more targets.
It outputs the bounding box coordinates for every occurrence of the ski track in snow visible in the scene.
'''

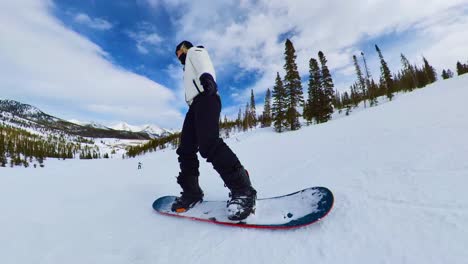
[1,76,468,263]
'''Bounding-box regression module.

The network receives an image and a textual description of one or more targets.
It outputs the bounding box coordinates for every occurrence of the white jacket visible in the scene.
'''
[183,46,217,105]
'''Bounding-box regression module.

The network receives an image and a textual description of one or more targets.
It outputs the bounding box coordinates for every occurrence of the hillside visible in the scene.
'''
[0,99,179,165]
[0,99,159,140]
[1,75,467,263]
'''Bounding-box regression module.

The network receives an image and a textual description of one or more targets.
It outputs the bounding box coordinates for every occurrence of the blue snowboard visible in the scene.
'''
[153,186,334,230]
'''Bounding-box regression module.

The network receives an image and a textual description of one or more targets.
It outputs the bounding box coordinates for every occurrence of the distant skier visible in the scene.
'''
[172,40,257,220]
[138,162,142,170]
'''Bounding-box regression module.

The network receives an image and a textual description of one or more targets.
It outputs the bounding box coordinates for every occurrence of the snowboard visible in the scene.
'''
[152,186,334,230]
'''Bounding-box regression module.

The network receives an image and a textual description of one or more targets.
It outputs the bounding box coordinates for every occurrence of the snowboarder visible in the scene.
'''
[172,40,257,220]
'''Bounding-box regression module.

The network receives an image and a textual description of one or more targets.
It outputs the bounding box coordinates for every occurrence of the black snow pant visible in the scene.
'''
[176,94,241,188]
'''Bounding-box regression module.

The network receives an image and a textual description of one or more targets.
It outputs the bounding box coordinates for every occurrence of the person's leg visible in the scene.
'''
[192,95,240,176]
[192,95,256,220]
[176,107,200,179]
[172,107,203,212]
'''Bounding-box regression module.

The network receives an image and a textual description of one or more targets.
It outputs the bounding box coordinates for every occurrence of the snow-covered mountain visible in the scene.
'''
[0,99,61,124]
[68,120,112,130]
[0,99,169,140]
[111,122,174,138]
[2,76,467,263]
[140,125,170,136]
[66,121,174,138]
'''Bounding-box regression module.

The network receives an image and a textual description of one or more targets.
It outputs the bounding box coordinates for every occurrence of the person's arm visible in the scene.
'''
[188,48,218,95]
[199,73,217,96]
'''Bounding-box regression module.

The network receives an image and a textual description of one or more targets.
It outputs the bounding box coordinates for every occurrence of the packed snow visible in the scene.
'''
[1,75,468,264]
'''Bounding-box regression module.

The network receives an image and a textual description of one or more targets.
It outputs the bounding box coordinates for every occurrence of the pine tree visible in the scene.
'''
[333,90,342,110]
[441,70,449,80]
[456,62,463,75]
[0,148,5,168]
[369,79,379,107]
[262,88,272,127]
[283,39,303,131]
[272,72,288,132]
[224,117,231,138]
[250,89,257,128]
[353,55,367,107]
[243,102,250,131]
[350,83,360,107]
[456,61,468,76]
[400,53,417,91]
[0,132,6,167]
[304,58,322,124]
[375,45,394,100]
[237,108,242,131]
[318,51,335,122]
[414,64,427,88]
[446,69,454,79]
[422,57,437,84]
[361,52,378,106]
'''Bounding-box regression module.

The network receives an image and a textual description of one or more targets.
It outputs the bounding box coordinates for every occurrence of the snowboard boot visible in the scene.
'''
[222,165,257,221]
[171,173,204,213]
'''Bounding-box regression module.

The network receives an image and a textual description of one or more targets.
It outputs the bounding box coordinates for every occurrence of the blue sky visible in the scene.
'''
[52,1,176,87]
[1,0,467,129]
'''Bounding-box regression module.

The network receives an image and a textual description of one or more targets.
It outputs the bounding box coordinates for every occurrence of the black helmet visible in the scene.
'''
[175,40,193,55]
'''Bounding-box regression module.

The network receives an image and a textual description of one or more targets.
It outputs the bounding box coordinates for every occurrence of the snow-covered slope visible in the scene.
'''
[69,120,169,136]
[0,99,45,118]
[111,122,144,132]
[1,76,468,264]
[68,120,112,130]
[139,124,168,136]
[0,100,154,141]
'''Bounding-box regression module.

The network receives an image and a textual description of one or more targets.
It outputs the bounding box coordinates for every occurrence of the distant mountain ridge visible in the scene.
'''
[0,99,173,139]
[110,122,173,137]
[0,99,59,123]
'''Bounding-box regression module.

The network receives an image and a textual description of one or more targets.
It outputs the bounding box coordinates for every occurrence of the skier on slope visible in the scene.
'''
[172,40,257,220]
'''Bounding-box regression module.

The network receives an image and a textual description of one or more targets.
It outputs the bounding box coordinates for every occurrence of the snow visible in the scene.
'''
[110,122,166,134]
[68,120,112,130]
[67,121,170,135]
[0,113,49,137]
[67,119,88,126]
[1,75,468,263]
[95,138,149,158]
[109,122,173,138]
[110,122,142,132]
[0,99,43,117]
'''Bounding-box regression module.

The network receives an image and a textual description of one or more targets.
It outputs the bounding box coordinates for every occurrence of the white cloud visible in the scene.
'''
[127,22,163,54]
[144,0,161,8]
[74,13,113,30]
[136,43,149,54]
[153,0,468,103]
[414,8,468,72]
[0,0,182,128]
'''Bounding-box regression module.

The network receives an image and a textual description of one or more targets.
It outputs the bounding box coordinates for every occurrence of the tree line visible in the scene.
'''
[220,39,349,132]
[219,39,467,133]
[0,123,107,168]
[126,133,180,158]
[339,48,438,112]
[455,61,468,76]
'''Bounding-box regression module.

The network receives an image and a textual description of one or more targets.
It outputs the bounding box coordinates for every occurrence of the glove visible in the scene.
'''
[199,73,218,96]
